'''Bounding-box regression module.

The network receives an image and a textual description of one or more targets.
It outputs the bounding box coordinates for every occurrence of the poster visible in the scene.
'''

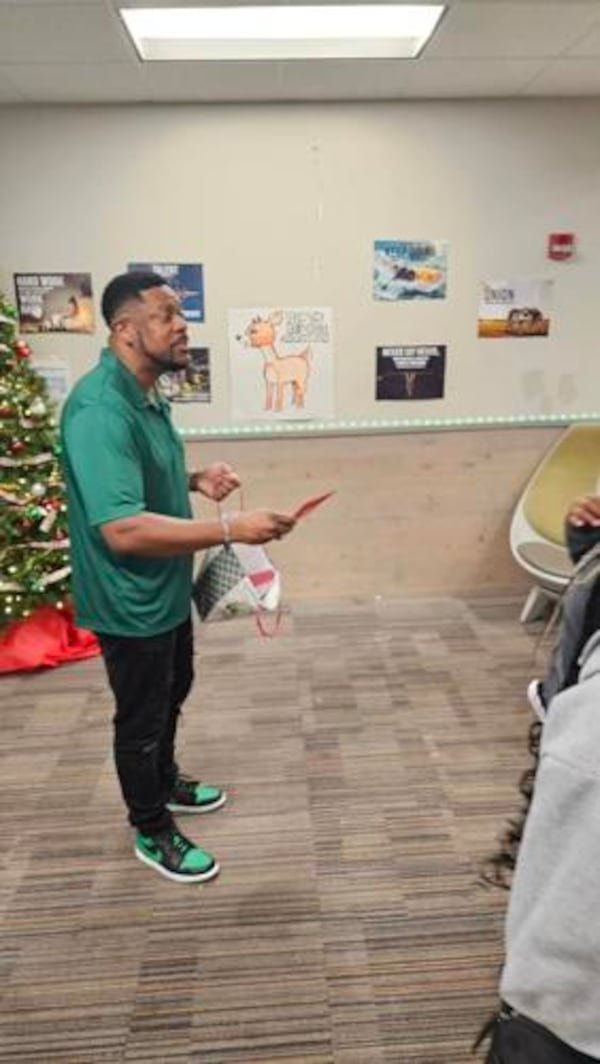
[159,347,211,403]
[228,307,334,422]
[478,279,553,338]
[373,240,448,300]
[376,345,446,400]
[32,362,70,403]
[128,262,204,322]
[14,273,95,333]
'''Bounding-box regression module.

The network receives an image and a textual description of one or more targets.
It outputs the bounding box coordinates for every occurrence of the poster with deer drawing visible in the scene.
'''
[228,307,334,422]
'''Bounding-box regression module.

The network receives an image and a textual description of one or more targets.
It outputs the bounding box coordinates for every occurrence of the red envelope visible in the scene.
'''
[293,491,335,521]
[249,568,276,589]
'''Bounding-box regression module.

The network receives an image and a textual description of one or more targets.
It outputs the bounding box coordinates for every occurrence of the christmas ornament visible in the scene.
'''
[14,340,31,359]
[28,397,47,418]
[0,404,11,418]
[0,488,19,504]
[40,509,57,534]
[30,482,46,499]
[10,440,25,454]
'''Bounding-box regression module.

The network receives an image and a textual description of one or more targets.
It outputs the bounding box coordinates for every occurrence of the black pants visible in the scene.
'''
[97,616,194,834]
[485,1009,598,1064]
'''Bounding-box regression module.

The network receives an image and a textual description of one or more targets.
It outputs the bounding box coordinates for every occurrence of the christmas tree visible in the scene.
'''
[0,292,71,629]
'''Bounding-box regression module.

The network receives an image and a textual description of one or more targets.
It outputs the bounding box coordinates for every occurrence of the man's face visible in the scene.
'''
[127,285,189,371]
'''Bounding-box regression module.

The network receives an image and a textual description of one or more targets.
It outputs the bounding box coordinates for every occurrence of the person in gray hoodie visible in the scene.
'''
[478,493,600,1060]
[529,493,600,718]
[480,628,600,1062]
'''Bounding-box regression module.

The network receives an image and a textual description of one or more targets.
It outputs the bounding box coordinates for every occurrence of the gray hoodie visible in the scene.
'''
[500,631,600,1057]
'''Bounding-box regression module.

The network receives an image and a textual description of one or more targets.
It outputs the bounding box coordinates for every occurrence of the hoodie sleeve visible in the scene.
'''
[565,520,600,564]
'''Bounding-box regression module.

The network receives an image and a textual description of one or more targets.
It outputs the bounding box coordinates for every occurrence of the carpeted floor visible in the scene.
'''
[0,595,542,1063]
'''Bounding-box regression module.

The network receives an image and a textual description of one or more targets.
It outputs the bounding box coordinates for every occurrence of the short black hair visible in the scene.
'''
[101,272,167,326]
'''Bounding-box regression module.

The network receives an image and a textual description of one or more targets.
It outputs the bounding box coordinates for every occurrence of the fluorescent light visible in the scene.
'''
[119,5,445,62]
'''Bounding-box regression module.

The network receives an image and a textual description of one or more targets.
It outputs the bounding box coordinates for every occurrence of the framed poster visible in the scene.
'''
[128,263,204,322]
[159,347,211,403]
[376,345,446,400]
[374,241,447,301]
[478,279,553,338]
[228,307,334,421]
[14,273,95,333]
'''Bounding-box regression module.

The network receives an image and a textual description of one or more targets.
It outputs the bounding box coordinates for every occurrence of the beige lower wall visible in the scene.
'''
[187,426,562,600]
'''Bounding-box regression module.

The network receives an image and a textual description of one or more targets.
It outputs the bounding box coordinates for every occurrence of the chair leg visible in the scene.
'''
[520,585,551,624]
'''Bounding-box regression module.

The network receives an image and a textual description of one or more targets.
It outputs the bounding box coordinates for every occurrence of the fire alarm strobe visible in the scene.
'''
[548,232,576,261]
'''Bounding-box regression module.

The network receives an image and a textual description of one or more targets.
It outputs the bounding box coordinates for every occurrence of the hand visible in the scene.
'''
[195,463,241,502]
[567,495,600,527]
[233,510,296,545]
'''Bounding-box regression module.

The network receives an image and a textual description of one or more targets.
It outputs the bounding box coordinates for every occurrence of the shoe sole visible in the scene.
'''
[135,847,220,884]
[166,791,227,815]
[527,679,547,722]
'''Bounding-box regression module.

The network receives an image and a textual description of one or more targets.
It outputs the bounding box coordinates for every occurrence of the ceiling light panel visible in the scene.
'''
[119,5,446,61]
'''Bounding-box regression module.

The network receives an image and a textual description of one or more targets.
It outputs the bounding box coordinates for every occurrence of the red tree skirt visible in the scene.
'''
[0,604,100,674]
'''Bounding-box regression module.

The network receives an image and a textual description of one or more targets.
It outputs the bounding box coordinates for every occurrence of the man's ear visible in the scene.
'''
[113,315,136,346]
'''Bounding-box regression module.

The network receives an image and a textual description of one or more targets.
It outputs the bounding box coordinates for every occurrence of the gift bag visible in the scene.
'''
[192,541,281,632]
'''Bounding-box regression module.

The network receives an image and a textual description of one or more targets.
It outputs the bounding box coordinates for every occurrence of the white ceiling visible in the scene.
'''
[0,0,599,104]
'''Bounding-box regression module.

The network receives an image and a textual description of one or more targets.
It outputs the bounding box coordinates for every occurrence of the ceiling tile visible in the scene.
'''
[526,58,600,94]
[566,20,600,56]
[142,60,285,102]
[0,0,100,5]
[137,56,552,103]
[397,56,549,96]
[277,57,546,100]
[428,2,600,59]
[0,0,101,4]
[0,3,133,63]
[0,68,25,102]
[0,0,600,103]
[5,62,147,102]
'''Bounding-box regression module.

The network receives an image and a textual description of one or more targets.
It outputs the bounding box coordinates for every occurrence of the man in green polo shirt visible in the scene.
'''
[60,272,295,884]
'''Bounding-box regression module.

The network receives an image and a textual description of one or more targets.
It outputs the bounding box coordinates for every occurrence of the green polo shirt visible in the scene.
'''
[60,348,193,636]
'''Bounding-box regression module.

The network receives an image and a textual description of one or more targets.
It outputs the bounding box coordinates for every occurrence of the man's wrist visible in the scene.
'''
[219,511,231,545]
[188,470,202,492]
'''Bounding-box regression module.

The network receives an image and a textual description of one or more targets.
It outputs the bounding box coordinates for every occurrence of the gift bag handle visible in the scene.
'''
[216,489,283,638]
[255,607,283,639]
[217,485,245,524]
[217,487,244,549]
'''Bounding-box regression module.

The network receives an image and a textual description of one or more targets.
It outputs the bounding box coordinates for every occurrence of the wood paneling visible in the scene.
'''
[188,427,561,599]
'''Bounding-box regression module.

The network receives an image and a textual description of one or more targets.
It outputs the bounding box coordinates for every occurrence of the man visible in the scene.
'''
[60,272,295,884]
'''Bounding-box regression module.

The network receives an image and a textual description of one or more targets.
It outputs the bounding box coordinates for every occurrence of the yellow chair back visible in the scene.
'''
[524,425,600,545]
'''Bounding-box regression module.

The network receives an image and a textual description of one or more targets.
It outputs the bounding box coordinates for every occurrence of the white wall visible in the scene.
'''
[1,98,599,432]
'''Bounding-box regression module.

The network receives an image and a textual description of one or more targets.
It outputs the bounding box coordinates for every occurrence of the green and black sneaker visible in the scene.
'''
[167,776,227,815]
[135,826,219,883]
